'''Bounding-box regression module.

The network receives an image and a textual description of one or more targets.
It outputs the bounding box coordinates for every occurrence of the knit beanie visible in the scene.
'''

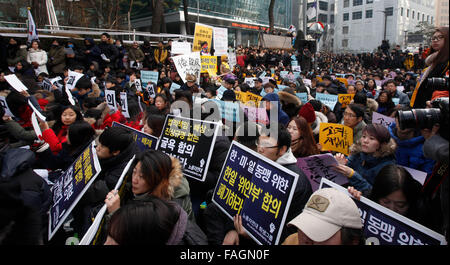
[298,102,316,123]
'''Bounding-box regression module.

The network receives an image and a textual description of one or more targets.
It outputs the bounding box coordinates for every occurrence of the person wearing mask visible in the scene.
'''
[333,124,397,193]
[47,39,66,76]
[82,38,102,71]
[6,38,27,71]
[64,39,85,70]
[411,27,449,108]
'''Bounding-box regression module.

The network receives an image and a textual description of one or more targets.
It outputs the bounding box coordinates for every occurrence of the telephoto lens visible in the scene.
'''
[396,108,441,130]
[427,77,449,91]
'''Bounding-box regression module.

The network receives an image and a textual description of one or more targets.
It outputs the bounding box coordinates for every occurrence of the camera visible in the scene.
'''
[397,97,449,137]
[427,77,449,92]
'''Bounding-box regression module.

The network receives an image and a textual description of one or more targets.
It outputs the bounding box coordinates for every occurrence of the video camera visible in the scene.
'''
[397,97,449,140]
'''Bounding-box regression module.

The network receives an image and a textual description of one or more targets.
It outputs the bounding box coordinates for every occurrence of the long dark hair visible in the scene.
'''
[369,165,426,224]
[107,198,179,245]
[52,105,83,135]
[429,27,449,65]
[67,121,95,156]
[290,116,320,157]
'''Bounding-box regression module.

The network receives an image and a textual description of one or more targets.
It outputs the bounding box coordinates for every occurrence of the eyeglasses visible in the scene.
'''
[431,35,444,42]
[343,112,357,118]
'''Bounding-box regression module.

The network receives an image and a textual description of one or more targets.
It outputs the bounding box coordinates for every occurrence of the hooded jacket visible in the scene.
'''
[277,91,302,119]
[262,93,290,126]
[388,122,435,174]
[347,138,397,192]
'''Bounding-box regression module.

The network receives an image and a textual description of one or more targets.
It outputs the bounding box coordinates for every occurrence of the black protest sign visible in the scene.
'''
[112,122,158,151]
[156,115,219,182]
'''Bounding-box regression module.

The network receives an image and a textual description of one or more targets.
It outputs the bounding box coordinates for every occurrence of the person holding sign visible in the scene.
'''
[333,124,397,193]
[104,150,198,225]
[283,188,363,245]
[348,164,431,228]
[341,104,367,144]
[39,105,83,154]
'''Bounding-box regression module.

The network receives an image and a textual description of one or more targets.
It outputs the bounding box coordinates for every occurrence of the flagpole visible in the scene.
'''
[314,0,318,71]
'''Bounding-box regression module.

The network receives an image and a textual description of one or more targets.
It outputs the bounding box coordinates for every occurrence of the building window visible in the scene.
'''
[344,0,350,8]
[385,7,393,16]
[401,7,403,16]
[331,4,335,11]
[342,39,348,47]
[407,9,409,18]
[343,13,349,21]
[431,16,434,24]
[319,1,328,11]
[319,14,328,23]
[366,9,373,18]
[417,12,420,20]
[353,0,363,6]
[330,14,335,24]
[352,11,362,20]
[367,0,374,4]
[422,14,425,21]
[343,26,349,34]
[412,11,415,19]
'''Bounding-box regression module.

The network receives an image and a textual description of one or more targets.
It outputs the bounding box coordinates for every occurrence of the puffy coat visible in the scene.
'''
[26,48,48,75]
[389,122,435,175]
[347,139,397,192]
[47,46,66,74]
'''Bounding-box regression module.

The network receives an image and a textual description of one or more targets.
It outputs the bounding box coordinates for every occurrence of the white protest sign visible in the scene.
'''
[27,99,46,121]
[105,89,117,111]
[397,86,405,93]
[228,53,237,69]
[41,79,52,91]
[170,82,181,93]
[213,27,228,56]
[129,61,143,69]
[133,79,142,92]
[303,78,312,86]
[66,70,84,90]
[244,78,255,88]
[172,52,201,84]
[4,74,28,92]
[140,70,159,89]
[316,93,338,110]
[402,166,428,186]
[119,92,130,119]
[171,41,192,55]
[31,112,42,138]
[292,66,301,72]
[372,112,395,128]
[148,84,156,99]
[0,95,15,117]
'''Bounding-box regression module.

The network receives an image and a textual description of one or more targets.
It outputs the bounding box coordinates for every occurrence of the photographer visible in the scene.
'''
[410,27,449,109]
[399,97,449,242]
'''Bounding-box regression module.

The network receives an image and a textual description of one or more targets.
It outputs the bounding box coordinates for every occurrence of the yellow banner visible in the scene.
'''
[338,94,355,108]
[201,56,218,75]
[319,123,353,155]
[193,24,213,53]
[336,77,348,87]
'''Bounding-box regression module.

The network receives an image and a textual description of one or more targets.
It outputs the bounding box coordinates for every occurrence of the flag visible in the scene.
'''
[27,8,39,44]
[306,1,317,21]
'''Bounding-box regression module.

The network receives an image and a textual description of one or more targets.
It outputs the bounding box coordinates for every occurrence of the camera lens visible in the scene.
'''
[397,108,441,130]
[427,77,449,91]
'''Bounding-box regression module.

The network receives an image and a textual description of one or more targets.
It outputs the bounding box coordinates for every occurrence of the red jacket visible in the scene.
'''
[41,125,68,154]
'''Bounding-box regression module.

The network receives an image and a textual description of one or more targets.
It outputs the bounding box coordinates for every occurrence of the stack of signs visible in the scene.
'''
[338,94,355,108]
[316,93,339,111]
[297,153,348,192]
[112,122,158,151]
[48,142,101,240]
[209,99,241,122]
[172,52,202,84]
[212,141,299,245]
[372,112,395,128]
[320,178,447,245]
[319,123,353,155]
[140,70,159,89]
[156,115,220,182]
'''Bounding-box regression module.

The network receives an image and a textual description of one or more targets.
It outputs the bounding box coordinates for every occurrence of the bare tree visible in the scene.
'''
[183,0,190,35]
[151,0,165,34]
[269,0,275,33]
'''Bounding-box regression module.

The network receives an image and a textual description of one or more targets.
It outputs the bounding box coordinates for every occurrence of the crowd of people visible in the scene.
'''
[0,25,448,246]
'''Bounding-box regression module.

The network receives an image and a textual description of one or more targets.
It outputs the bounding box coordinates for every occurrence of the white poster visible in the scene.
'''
[4,74,28,92]
[27,99,46,121]
[213,27,228,56]
[228,53,237,70]
[120,92,130,119]
[172,52,201,84]
[372,112,396,128]
[105,89,117,112]
[171,41,192,55]
[66,70,84,91]
[31,112,42,138]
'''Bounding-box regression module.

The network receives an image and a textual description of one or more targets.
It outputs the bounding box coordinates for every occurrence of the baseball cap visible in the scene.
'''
[288,188,362,242]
